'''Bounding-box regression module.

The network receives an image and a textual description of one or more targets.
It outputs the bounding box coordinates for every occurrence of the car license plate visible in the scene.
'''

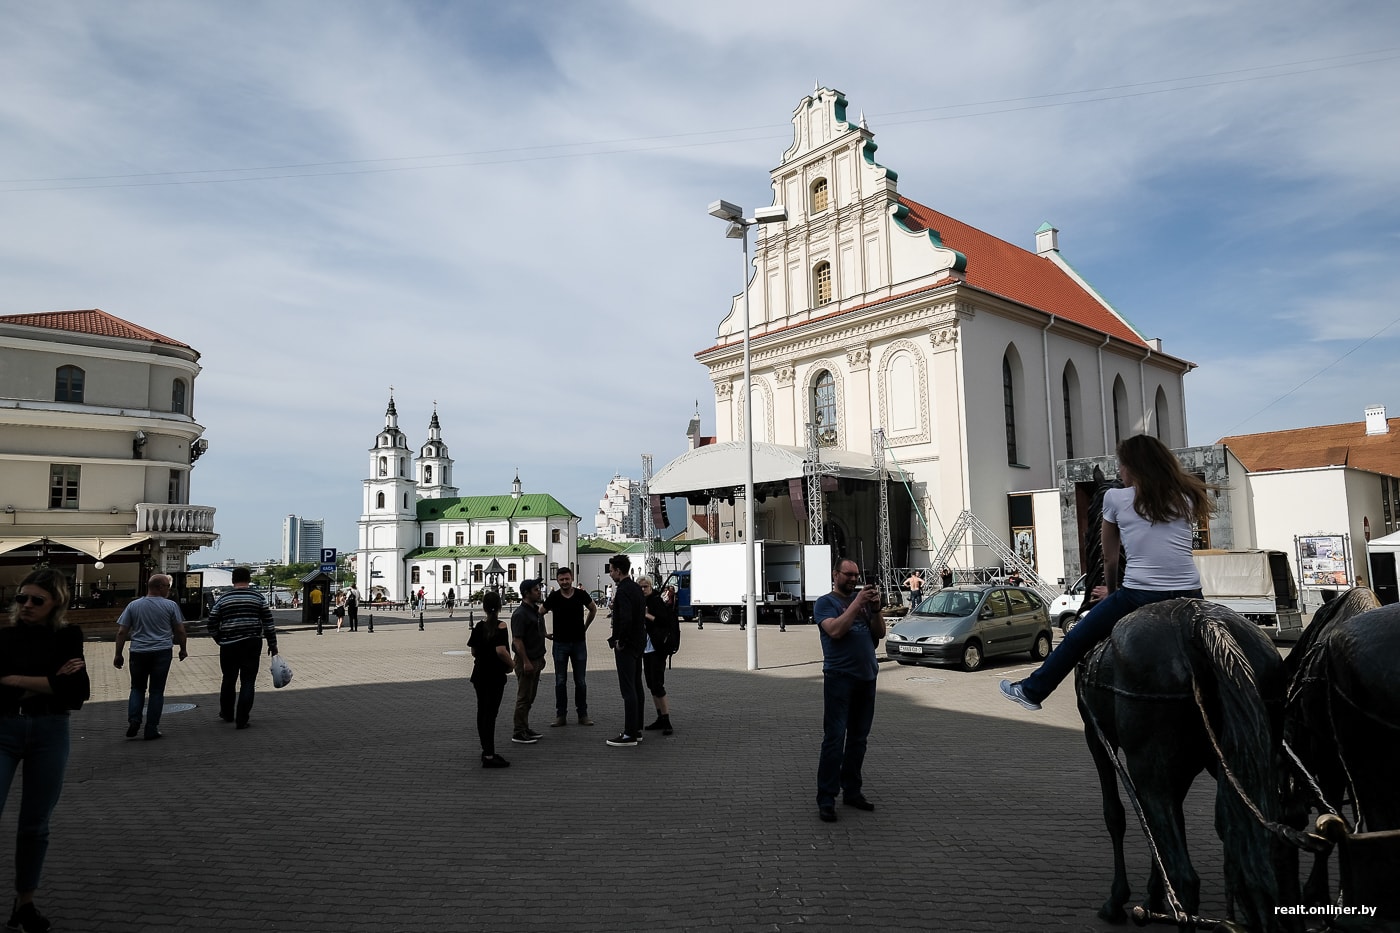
[898,645,922,654]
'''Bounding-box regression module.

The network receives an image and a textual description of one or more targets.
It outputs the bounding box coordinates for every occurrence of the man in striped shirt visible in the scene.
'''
[207,566,278,729]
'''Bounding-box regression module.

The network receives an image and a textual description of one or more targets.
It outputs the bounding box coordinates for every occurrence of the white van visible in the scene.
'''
[1049,574,1088,632]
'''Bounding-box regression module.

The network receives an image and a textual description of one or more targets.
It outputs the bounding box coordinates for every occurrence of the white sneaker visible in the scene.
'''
[999,679,1042,711]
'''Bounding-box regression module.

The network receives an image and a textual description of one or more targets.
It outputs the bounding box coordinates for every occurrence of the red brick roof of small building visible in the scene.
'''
[896,198,1145,347]
[0,308,190,349]
[1219,418,1400,477]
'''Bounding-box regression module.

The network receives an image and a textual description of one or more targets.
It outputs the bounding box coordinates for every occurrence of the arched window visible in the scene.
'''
[171,379,187,414]
[813,370,838,445]
[425,465,433,484]
[1154,387,1170,442]
[486,531,496,545]
[403,493,409,509]
[378,456,387,477]
[1112,376,1129,445]
[1003,354,1018,465]
[398,458,406,477]
[425,532,435,547]
[810,177,829,213]
[455,531,464,546]
[1061,363,1080,460]
[376,492,385,509]
[813,261,832,306]
[55,365,84,403]
[473,564,483,583]
[551,529,561,544]
[518,530,528,544]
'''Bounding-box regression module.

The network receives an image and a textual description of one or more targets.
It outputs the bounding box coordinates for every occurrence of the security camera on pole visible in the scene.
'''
[707,198,788,671]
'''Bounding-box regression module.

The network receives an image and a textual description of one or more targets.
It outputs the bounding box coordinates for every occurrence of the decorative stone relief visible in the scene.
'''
[877,339,931,446]
[774,363,796,385]
[715,381,733,399]
[929,323,960,350]
[846,346,871,371]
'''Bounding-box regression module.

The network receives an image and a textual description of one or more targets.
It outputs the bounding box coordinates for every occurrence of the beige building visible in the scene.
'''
[653,87,1193,589]
[0,309,216,604]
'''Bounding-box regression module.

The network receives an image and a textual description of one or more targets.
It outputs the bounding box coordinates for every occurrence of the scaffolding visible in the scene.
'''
[873,428,895,599]
[929,510,1057,603]
[804,422,837,545]
[641,453,657,581]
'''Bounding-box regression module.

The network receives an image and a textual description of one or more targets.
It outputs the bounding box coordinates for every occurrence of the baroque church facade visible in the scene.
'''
[355,396,580,603]
[653,87,1194,588]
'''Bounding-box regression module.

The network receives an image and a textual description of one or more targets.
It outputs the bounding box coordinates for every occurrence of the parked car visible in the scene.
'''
[884,584,1053,672]
[1049,574,1088,633]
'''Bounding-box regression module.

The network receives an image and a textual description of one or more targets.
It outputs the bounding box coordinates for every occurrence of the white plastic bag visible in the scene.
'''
[270,654,293,689]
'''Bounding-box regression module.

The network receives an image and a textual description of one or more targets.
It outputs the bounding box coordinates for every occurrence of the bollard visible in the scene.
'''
[418,611,424,631]
[316,615,323,636]
[367,612,374,633]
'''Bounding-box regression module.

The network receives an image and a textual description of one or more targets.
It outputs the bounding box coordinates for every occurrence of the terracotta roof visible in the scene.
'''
[1219,418,1400,476]
[896,198,1145,346]
[0,309,190,349]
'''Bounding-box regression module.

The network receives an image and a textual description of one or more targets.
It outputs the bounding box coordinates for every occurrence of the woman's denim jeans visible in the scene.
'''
[0,714,72,893]
[1020,586,1202,703]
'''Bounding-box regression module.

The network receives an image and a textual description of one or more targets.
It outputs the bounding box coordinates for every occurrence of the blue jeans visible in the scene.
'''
[1020,585,1203,703]
[553,641,588,717]
[0,714,72,893]
[128,650,174,738]
[816,672,877,807]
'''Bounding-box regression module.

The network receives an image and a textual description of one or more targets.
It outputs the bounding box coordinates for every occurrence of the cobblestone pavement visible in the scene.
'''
[17,611,1241,932]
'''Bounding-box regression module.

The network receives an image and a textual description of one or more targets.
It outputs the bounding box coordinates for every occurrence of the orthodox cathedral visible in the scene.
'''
[355,395,580,603]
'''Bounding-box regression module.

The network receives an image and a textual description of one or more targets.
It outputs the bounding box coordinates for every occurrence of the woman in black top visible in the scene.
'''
[640,577,677,736]
[0,569,90,933]
[469,591,513,768]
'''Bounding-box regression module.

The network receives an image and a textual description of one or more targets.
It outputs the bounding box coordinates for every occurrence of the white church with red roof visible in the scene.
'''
[652,86,1194,590]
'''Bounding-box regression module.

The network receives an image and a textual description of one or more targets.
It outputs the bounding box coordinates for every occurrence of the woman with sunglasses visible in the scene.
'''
[0,569,90,933]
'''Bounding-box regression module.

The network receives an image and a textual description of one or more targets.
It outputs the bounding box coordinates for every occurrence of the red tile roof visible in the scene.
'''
[1219,418,1400,476]
[896,198,1145,347]
[0,309,190,349]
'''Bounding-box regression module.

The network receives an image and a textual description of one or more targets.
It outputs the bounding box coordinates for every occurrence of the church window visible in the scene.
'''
[1154,387,1169,442]
[425,533,434,547]
[551,529,561,544]
[378,457,387,477]
[812,370,838,445]
[508,565,518,582]
[411,566,420,584]
[455,531,464,546]
[403,493,409,509]
[1062,364,1079,460]
[810,178,829,213]
[55,365,84,403]
[376,492,385,509]
[398,458,406,477]
[171,379,187,414]
[425,465,433,484]
[518,530,528,544]
[1112,376,1128,446]
[486,531,496,544]
[813,262,832,306]
[473,564,483,583]
[442,566,452,583]
[1003,354,1019,465]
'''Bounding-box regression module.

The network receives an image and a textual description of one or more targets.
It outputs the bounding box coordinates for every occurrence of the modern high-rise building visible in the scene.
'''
[282,514,324,564]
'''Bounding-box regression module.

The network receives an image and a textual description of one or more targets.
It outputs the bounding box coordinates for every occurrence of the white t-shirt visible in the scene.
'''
[1101,486,1201,590]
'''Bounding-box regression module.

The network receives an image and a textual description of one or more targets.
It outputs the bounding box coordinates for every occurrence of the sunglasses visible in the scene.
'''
[13,594,50,607]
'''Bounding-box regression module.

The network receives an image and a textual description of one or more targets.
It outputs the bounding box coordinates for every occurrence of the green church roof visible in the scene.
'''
[416,493,579,522]
[405,544,544,560]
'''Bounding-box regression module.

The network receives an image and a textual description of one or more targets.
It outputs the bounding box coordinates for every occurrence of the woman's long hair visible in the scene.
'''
[8,568,70,630]
[1117,434,1212,526]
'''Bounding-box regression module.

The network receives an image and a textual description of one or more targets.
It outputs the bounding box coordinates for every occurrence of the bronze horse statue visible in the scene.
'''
[1074,472,1294,931]
[1283,587,1400,920]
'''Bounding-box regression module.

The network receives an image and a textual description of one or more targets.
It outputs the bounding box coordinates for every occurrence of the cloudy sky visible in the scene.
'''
[4,2,1397,561]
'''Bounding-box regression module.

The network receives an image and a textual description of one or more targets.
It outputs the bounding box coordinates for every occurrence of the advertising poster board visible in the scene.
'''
[1297,534,1350,587]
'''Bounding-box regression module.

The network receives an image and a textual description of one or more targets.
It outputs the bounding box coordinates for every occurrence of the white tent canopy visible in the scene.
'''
[1367,530,1400,552]
[649,441,906,497]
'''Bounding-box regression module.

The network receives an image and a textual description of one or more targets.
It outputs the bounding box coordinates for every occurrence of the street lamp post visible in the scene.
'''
[708,199,787,671]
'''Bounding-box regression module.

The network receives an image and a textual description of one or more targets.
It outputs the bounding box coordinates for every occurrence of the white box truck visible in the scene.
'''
[666,541,833,626]
[1192,549,1304,639]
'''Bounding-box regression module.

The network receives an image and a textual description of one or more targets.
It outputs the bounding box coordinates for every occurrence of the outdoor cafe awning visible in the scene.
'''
[0,537,42,558]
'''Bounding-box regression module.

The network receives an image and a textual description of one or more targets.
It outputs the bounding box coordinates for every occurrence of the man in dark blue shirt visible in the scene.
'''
[814,558,885,822]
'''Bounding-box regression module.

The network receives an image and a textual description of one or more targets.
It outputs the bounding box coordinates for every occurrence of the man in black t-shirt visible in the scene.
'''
[543,567,597,727]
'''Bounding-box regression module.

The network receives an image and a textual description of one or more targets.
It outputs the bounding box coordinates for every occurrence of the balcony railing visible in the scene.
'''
[137,503,217,535]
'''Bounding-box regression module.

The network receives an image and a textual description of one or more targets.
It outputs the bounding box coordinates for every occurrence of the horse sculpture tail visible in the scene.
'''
[1181,605,1280,932]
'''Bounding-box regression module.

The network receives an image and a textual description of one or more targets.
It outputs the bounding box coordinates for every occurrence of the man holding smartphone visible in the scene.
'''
[814,559,885,822]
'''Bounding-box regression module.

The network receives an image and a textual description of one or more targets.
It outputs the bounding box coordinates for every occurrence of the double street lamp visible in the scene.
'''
[707,199,787,671]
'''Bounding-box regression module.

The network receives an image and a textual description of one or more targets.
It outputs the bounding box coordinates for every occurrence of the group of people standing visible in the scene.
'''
[468,555,680,766]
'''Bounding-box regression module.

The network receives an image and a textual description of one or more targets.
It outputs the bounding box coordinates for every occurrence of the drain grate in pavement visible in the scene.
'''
[162,703,198,714]
[906,676,946,684]
[443,650,468,656]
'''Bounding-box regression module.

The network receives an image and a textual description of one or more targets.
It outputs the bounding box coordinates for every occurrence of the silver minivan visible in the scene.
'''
[884,584,1053,672]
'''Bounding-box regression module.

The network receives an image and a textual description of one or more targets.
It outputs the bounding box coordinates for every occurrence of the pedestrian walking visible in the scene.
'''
[903,570,924,607]
[1000,433,1209,712]
[333,593,346,632]
[445,587,456,619]
[345,587,359,632]
[815,558,885,822]
[112,574,187,740]
[207,567,278,730]
[604,556,646,747]
[0,568,90,933]
[640,576,678,736]
[468,591,511,768]
[510,580,547,745]
[543,568,596,727]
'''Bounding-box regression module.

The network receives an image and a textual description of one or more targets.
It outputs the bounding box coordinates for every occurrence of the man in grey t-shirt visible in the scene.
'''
[114,574,188,740]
